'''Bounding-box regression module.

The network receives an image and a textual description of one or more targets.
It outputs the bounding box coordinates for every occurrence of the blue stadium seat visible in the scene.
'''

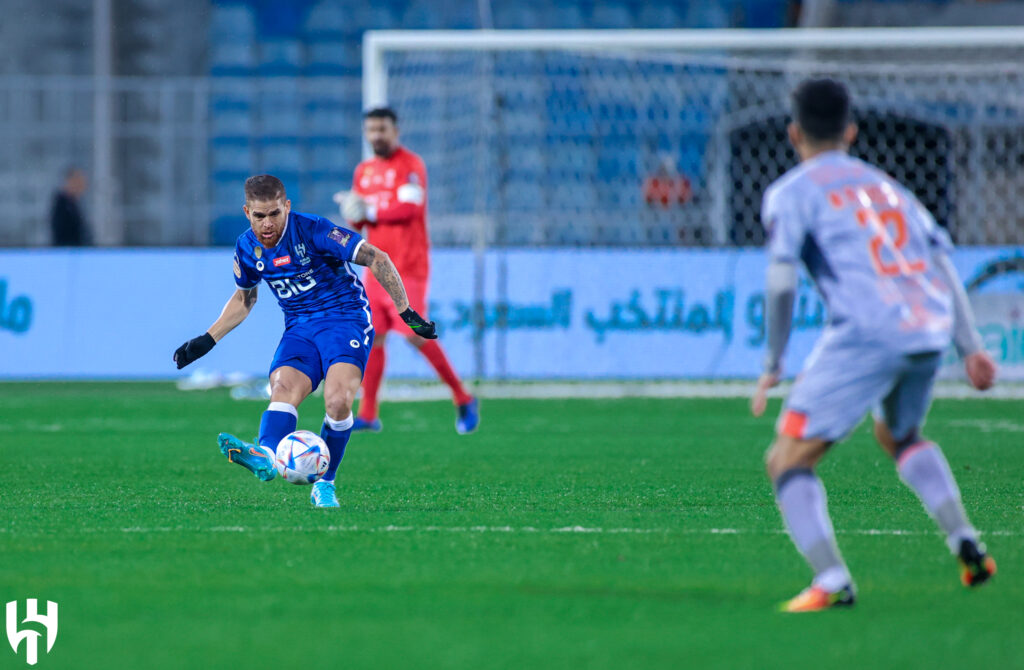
[211,139,254,174]
[493,2,545,29]
[260,139,303,174]
[545,3,585,29]
[210,42,256,72]
[304,1,349,36]
[636,3,684,28]
[304,137,355,172]
[352,2,402,30]
[211,214,250,246]
[210,4,257,42]
[403,0,449,29]
[590,2,634,29]
[259,39,303,75]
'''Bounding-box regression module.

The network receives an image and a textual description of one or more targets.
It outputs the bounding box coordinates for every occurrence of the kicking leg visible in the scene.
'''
[219,365,312,481]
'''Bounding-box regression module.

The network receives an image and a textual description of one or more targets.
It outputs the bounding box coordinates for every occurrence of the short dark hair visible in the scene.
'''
[364,106,398,125]
[791,78,851,143]
[244,174,286,202]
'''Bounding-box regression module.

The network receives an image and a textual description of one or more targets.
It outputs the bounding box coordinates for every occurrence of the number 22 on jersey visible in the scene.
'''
[854,205,927,278]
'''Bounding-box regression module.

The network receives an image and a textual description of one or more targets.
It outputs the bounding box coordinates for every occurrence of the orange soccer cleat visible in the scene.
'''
[778,584,856,613]
[958,539,997,588]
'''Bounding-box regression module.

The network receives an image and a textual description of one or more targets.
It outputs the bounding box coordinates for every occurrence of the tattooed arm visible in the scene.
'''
[354,241,409,311]
[354,241,436,338]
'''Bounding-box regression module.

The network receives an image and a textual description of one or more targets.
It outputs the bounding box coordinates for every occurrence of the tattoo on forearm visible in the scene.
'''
[373,256,408,309]
[242,286,258,309]
[355,243,376,266]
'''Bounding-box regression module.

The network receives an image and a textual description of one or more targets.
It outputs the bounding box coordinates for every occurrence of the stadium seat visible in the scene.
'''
[636,3,684,29]
[545,4,586,29]
[304,1,349,36]
[210,4,257,43]
[590,2,634,29]
[259,39,303,75]
[403,0,449,29]
[211,140,254,174]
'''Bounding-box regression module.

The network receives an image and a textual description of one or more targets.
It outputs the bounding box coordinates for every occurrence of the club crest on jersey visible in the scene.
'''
[254,247,262,259]
[273,255,291,267]
[255,260,265,272]
[295,243,311,265]
[328,228,351,247]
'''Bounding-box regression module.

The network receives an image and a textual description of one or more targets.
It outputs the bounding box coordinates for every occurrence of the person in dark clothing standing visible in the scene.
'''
[50,168,92,246]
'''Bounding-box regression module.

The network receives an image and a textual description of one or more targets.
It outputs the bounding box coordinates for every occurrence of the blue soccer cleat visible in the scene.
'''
[352,416,382,432]
[311,480,339,508]
[217,432,276,481]
[455,397,480,435]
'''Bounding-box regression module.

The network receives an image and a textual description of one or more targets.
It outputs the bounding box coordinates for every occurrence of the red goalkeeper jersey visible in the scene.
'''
[352,146,430,281]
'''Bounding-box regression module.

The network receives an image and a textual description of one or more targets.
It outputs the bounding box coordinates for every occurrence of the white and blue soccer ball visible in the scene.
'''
[275,430,330,485]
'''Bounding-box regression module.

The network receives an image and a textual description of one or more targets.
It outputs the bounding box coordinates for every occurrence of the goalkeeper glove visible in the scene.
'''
[400,308,437,339]
[174,332,216,369]
[334,190,376,224]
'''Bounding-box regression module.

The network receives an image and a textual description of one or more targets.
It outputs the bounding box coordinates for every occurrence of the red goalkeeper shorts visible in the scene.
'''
[365,275,429,336]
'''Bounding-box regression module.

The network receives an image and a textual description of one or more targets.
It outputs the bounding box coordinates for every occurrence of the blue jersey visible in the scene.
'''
[762,151,954,354]
[233,212,371,330]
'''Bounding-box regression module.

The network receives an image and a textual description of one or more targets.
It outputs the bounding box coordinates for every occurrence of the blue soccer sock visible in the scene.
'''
[258,402,298,458]
[320,413,354,482]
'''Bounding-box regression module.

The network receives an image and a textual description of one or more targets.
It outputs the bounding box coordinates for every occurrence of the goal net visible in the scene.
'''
[365,28,1024,248]
[363,29,1024,388]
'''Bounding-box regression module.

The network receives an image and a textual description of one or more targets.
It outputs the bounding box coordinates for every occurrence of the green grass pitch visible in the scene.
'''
[1,382,1021,669]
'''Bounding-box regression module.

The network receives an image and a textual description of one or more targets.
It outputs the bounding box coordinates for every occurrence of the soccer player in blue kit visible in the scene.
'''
[751,79,999,611]
[173,175,436,508]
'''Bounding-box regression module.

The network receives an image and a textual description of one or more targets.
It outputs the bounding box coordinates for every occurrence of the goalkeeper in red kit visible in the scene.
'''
[335,107,479,434]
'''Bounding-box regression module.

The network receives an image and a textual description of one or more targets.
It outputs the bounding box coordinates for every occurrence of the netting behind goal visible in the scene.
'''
[370,33,1024,248]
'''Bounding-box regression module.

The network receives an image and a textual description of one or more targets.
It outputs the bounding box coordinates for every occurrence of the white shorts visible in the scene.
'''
[778,336,942,443]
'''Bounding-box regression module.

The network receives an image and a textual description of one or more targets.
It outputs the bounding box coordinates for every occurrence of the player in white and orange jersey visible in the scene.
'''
[751,79,998,612]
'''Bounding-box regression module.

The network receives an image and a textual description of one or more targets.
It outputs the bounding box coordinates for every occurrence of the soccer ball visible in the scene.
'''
[274,430,330,485]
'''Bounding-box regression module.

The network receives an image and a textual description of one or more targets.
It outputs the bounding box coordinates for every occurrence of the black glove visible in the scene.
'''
[400,308,437,339]
[174,332,216,369]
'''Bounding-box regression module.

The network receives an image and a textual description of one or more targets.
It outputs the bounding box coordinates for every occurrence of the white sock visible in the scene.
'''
[324,413,354,432]
[776,469,852,592]
[897,442,977,553]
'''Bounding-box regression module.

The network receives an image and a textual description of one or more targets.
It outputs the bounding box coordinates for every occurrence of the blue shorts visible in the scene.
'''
[779,332,941,443]
[270,317,374,391]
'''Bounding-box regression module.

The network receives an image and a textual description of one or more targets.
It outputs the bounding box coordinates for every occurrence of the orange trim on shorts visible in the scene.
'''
[780,410,808,439]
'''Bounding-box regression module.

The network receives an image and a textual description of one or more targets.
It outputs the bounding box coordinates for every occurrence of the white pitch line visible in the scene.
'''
[23,525,1017,537]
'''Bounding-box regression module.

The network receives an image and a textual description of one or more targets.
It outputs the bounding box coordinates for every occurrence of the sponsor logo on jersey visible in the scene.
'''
[233,256,242,279]
[256,260,265,272]
[254,247,262,259]
[328,228,351,247]
[273,255,291,267]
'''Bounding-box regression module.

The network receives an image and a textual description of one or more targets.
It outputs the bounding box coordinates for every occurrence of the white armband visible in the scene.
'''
[396,183,425,206]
